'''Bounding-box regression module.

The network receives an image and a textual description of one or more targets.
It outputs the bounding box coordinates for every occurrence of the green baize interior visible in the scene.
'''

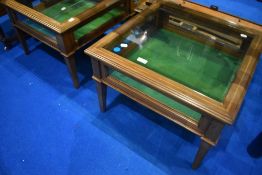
[23,0,124,40]
[125,29,242,102]
[43,0,98,22]
[110,28,242,121]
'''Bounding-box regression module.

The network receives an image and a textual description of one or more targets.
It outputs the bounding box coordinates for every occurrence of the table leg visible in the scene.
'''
[0,27,8,50]
[192,116,224,169]
[96,81,107,112]
[192,140,212,169]
[15,27,29,54]
[0,27,18,50]
[64,55,79,89]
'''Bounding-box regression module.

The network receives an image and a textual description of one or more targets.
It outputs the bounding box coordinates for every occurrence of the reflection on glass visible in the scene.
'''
[105,9,252,102]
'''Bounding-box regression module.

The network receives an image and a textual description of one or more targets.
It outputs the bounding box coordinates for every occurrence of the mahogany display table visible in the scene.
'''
[85,0,262,168]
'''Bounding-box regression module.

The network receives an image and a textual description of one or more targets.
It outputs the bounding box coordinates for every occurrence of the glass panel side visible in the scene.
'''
[104,7,252,102]
[15,11,56,39]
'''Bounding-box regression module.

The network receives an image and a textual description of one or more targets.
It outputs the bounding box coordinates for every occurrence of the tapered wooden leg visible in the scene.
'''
[0,27,17,50]
[96,81,107,112]
[0,27,8,50]
[193,115,224,169]
[15,27,29,54]
[64,56,79,89]
[192,140,212,169]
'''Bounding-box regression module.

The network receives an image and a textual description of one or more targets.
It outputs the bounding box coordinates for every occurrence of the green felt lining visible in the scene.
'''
[74,8,125,40]
[22,7,124,41]
[123,29,242,101]
[42,0,97,22]
[110,70,201,122]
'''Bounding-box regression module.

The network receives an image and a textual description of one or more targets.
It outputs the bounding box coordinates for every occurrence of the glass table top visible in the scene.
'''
[105,9,249,102]
[16,0,101,22]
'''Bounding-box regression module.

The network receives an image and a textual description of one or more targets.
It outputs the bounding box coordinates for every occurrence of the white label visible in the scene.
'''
[68,18,75,22]
[240,34,247,38]
[120,43,128,48]
[137,57,148,64]
[210,36,217,40]
[228,20,236,25]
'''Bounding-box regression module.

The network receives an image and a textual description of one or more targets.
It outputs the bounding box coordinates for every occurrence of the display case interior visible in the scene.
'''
[105,2,252,103]
[99,1,258,124]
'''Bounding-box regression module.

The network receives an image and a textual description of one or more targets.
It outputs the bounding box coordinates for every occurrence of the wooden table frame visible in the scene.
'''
[1,0,139,88]
[85,0,262,169]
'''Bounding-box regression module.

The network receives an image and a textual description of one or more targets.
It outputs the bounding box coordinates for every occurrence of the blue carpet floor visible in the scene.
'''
[0,1,262,175]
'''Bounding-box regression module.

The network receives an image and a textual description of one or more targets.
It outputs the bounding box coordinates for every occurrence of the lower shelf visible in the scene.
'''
[109,70,201,122]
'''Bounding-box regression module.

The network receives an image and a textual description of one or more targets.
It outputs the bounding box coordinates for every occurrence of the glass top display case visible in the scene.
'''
[85,0,262,169]
[1,0,146,88]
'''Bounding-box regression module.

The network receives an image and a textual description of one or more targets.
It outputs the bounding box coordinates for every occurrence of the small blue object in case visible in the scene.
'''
[113,47,121,53]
